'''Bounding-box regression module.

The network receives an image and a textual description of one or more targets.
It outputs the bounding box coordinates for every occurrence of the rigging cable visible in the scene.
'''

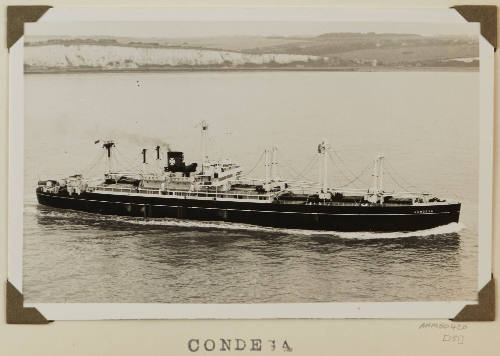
[114,148,142,172]
[292,154,319,181]
[327,151,366,188]
[335,160,373,188]
[81,149,106,177]
[384,159,421,192]
[113,153,134,173]
[330,148,369,186]
[384,167,410,192]
[327,151,354,187]
[275,149,302,178]
[111,151,130,172]
[242,150,265,177]
[278,164,299,180]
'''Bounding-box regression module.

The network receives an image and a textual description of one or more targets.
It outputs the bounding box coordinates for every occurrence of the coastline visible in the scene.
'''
[24,66,479,74]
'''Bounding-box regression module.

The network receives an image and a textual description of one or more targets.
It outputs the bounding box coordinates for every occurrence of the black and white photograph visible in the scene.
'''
[8,8,494,320]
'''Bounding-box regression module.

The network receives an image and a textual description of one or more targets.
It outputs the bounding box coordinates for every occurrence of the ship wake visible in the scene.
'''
[120,217,465,239]
[325,222,465,240]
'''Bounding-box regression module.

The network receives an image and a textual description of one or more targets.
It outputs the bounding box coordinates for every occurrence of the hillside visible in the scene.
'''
[24,45,320,71]
[24,33,479,72]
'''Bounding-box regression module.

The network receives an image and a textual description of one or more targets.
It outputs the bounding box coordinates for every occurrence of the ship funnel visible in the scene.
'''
[155,145,161,160]
[142,148,147,164]
[167,151,184,170]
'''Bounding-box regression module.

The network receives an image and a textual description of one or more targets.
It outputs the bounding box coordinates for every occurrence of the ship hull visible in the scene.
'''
[36,190,461,232]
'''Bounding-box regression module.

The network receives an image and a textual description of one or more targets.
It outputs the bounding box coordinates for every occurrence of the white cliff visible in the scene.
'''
[24,45,321,69]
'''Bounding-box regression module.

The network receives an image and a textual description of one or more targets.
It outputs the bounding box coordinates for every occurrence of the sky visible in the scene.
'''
[25,21,480,39]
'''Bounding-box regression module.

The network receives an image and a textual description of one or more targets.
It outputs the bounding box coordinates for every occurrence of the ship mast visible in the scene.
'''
[264,148,270,185]
[155,145,163,172]
[154,145,161,173]
[317,139,329,194]
[200,120,209,172]
[371,153,384,202]
[377,154,384,193]
[141,148,148,172]
[270,146,278,181]
[102,140,115,174]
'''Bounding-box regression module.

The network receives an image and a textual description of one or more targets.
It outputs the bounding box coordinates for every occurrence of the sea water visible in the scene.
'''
[23,71,479,302]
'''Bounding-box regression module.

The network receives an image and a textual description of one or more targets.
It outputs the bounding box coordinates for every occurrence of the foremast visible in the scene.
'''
[368,154,384,203]
[102,140,115,174]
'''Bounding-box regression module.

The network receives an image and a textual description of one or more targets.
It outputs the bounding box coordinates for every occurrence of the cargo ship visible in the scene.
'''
[36,122,460,232]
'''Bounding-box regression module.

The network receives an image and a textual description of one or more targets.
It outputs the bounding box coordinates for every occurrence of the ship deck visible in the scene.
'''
[88,184,451,207]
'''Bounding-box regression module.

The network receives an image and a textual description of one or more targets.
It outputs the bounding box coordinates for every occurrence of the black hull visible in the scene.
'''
[36,191,461,232]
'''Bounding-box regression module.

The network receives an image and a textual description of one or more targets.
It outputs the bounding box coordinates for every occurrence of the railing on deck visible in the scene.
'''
[91,185,429,206]
[92,186,136,193]
[92,185,273,201]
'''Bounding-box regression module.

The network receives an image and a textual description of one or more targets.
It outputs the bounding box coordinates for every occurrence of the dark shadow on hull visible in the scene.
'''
[36,191,461,233]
